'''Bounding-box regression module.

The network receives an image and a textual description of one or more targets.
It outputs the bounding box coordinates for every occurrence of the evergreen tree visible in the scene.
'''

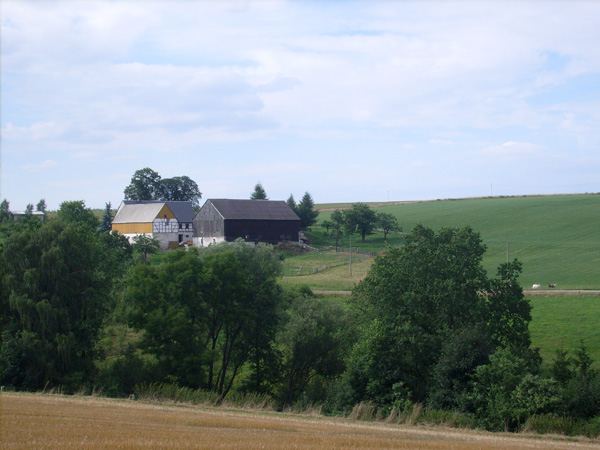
[250,183,268,200]
[296,192,319,229]
[99,202,113,234]
[286,194,297,212]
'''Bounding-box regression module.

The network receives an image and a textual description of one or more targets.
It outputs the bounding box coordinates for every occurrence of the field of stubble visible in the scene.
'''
[2,393,600,450]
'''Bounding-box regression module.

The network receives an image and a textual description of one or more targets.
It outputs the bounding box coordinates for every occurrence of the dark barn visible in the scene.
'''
[193,199,301,246]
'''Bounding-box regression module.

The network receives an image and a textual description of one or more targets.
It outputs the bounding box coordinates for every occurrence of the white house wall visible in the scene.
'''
[193,236,226,247]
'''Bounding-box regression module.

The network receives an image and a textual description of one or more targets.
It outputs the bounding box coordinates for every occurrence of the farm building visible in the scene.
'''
[112,200,195,249]
[12,211,46,222]
[193,199,301,246]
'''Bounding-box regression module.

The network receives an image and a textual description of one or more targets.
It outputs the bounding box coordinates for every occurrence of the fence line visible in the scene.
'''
[318,246,378,257]
[283,254,371,277]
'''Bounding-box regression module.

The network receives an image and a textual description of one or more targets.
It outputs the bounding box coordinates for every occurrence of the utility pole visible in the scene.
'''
[349,233,352,277]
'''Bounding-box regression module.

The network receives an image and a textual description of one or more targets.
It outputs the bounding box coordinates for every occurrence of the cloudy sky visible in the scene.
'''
[2,1,599,210]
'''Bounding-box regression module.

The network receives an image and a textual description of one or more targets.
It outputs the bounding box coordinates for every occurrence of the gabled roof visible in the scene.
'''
[206,199,300,221]
[121,200,195,222]
[113,203,169,224]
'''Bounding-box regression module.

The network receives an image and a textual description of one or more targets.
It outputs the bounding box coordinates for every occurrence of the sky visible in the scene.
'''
[1,1,599,210]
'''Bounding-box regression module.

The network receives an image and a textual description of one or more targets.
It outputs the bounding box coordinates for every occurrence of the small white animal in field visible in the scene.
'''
[532,284,541,289]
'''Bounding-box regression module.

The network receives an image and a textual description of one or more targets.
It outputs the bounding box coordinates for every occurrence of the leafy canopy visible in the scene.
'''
[349,224,531,404]
[124,168,202,207]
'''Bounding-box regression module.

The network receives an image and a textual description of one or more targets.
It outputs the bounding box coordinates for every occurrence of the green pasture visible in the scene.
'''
[529,295,600,368]
[281,250,370,276]
[310,194,600,289]
[281,256,373,291]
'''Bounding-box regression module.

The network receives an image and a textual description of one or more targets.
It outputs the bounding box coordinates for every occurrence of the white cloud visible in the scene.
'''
[22,159,59,171]
[476,142,545,161]
[2,1,599,207]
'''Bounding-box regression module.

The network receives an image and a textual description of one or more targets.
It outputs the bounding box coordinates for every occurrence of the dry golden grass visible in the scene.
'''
[2,393,599,450]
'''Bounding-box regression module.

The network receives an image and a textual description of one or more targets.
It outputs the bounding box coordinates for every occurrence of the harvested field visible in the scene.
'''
[2,393,599,449]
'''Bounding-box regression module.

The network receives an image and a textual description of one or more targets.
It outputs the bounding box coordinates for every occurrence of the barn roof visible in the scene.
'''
[113,202,167,224]
[121,200,195,222]
[207,199,300,221]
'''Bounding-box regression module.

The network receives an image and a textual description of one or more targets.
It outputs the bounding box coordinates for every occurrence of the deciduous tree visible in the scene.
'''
[132,234,160,261]
[349,225,531,404]
[57,200,99,231]
[0,220,109,390]
[124,168,162,201]
[36,199,46,212]
[376,212,401,241]
[160,176,202,207]
[344,203,377,242]
[0,200,11,223]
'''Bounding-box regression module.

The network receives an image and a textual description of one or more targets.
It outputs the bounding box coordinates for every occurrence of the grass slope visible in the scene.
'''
[312,194,600,289]
[529,295,600,366]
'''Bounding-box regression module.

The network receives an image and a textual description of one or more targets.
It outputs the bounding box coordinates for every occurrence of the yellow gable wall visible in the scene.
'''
[157,204,177,220]
[112,223,153,234]
[111,203,176,235]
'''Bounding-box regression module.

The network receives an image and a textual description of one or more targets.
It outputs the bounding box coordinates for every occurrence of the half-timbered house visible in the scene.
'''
[112,200,195,249]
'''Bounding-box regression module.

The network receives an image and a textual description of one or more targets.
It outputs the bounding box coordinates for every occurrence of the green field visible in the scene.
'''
[529,295,600,367]
[309,194,600,289]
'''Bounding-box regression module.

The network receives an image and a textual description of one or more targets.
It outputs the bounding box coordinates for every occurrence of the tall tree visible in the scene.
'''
[376,212,401,241]
[0,200,11,223]
[36,199,47,212]
[278,294,353,404]
[25,204,34,214]
[126,241,283,397]
[330,210,345,252]
[296,192,319,229]
[123,168,163,201]
[99,202,113,234]
[0,220,109,390]
[250,183,268,200]
[349,225,531,404]
[286,194,297,212]
[344,203,377,242]
[160,176,202,207]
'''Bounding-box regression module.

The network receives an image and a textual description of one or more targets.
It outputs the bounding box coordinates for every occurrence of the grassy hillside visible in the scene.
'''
[311,194,600,289]
[529,295,600,367]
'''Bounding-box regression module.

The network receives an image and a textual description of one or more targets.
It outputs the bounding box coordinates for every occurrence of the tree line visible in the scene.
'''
[0,197,599,436]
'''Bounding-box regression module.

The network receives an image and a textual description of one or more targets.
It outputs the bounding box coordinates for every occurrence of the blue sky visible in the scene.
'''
[1,1,599,210]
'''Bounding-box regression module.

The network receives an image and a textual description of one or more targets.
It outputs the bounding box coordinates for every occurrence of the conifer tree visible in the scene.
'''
[99,202,113,234]
[250,183,268,200]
